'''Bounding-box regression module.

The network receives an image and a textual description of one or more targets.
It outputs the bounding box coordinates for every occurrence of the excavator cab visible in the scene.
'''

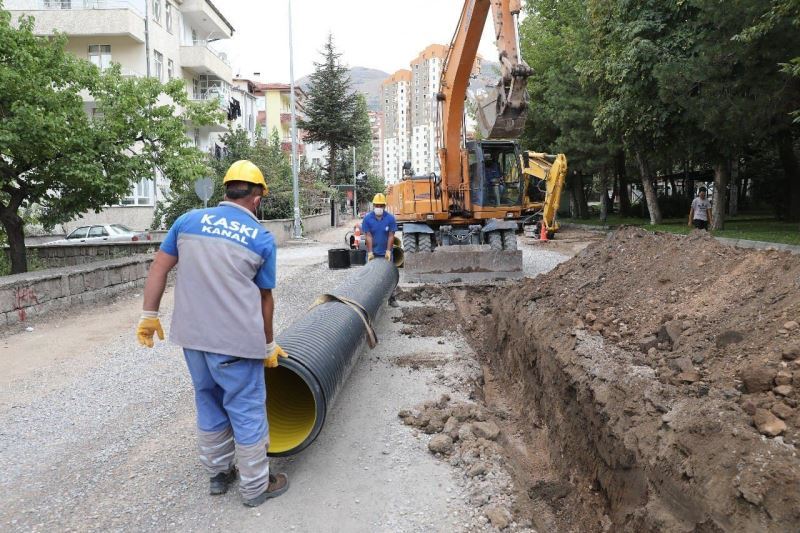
[467,140,523,213]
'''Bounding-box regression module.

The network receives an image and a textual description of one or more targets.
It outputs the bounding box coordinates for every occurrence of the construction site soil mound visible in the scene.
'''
[455,227,800,531]
[395,229,800,530]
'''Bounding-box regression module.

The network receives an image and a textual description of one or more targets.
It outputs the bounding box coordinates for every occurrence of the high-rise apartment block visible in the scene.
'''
[381,69,411,183]
[381,44,481,183]
[367,111,384,176]
[410,44,447,177]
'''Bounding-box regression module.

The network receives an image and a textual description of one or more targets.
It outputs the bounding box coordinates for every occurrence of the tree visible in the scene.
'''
[520,0,613,218]
[0,7,219,273]
[299,34,367,184]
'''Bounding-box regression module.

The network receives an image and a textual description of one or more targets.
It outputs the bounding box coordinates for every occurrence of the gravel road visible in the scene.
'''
[0,226,572,532]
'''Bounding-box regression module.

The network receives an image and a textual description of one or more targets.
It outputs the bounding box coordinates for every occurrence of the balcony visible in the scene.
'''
[6,0,146,42]
[180,42,232,81]
[180,0,234,39]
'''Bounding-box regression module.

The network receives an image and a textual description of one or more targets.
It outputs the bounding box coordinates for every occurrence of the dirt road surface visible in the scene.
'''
[0,227,578,532]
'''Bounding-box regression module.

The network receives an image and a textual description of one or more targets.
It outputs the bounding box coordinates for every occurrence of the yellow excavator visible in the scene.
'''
[387,0,532,279]
[520,151,568,240]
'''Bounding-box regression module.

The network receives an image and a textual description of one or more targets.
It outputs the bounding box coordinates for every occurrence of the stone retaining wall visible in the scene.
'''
[16,242,159,269]
[0,256,152,329]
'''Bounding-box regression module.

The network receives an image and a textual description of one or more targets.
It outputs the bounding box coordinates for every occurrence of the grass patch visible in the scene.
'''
[562,215,800,246]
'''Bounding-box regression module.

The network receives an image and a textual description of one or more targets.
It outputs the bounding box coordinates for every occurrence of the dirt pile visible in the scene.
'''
[461,228,800,531]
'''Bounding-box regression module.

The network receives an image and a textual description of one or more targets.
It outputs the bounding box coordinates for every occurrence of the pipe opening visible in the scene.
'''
[265,365,319,455]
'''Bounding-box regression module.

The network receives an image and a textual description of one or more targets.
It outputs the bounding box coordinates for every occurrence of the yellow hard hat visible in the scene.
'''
[372,193,387,205]
[223,160,269,196]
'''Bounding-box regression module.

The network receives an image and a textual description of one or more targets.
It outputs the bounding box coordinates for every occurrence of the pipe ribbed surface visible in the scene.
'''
[266,259,399,456]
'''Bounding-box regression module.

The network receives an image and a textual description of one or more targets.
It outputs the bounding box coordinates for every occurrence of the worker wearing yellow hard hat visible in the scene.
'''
[361,192,396,263]
[136,159,289,507]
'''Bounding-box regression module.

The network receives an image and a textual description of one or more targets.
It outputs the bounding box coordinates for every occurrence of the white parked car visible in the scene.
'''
[46,224,152,245]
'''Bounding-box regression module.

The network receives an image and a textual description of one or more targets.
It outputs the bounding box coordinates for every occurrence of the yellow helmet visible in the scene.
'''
[223,160,269,196]
[372,193,387,205]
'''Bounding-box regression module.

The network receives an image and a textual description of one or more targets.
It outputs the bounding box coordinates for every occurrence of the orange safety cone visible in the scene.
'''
[540,223,548,242]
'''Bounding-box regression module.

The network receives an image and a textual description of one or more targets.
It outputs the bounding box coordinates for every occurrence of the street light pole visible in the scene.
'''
[288,0,302,238]
[352,146,357,219]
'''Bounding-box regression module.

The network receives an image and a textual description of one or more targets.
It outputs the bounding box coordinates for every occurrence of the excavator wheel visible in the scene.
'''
[502,230,518,251]
[487,231,504,251]
[402,233,418,254]
[417,234,434,253]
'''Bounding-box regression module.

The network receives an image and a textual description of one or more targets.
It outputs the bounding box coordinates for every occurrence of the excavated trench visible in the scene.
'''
[397,228,800,532]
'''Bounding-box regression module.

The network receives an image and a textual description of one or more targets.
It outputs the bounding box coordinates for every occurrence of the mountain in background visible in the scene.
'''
[297,66,390,112]
[296,60,500,114]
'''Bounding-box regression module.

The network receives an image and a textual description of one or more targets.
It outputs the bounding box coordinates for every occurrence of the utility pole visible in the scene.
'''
[353,146,357,218]
[288,0,302,238]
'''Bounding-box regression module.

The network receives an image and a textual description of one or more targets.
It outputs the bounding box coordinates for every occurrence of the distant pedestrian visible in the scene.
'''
[688,187,713,230]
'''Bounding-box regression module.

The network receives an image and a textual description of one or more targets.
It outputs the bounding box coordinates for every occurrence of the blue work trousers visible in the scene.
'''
[183,349,268,446]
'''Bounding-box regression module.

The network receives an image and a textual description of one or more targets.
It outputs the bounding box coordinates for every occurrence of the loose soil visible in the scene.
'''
[396,228,800,532]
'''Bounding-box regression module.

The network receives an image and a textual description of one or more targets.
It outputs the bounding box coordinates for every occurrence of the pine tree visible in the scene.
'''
[299,34,362,184]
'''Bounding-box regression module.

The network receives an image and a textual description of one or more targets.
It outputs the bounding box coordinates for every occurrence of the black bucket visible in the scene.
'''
[328,248,351,269]
[349,249,367,266]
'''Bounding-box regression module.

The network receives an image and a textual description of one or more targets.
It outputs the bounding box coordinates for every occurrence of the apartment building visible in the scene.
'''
[381,45,483,182]
[7,0,235,230]
[253,82,327,168]
[231,77,259,142]
[367,111,383,176]
[410,44,447,176]
[381,69,412,183]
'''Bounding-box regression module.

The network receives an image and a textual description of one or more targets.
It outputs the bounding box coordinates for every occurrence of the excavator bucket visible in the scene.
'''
[476,83,528,139]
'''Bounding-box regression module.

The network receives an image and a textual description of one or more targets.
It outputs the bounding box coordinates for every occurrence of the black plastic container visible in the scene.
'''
[327,248,351,269]
[349,249,367,266]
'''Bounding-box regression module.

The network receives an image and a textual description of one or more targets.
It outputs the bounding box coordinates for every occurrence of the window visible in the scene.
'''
[122,179,153,206]
[88,226,109,238]
[193,78,199,99]
[165,2,172,32]
[167,59,174,80]
[192,28,198,45]
[67,227,90,240]
[154,50,163,81]
[88,45,111,70]
[152,0,161,23]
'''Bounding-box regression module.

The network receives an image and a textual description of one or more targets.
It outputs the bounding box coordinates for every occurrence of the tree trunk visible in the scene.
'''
[0,209,28,274]
[728,159,739,218]
[635,151,662,224]
[573,172,589,219]
[599,173,609,224]
[710,160,729,231]
[328,145,337,184]
[777,132,800,221]
[616,150,630,215]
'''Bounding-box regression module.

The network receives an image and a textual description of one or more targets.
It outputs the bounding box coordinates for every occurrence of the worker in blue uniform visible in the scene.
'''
[136,160,289,507]
[362,193,397,262]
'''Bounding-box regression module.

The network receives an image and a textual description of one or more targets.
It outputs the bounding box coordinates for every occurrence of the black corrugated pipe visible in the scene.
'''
[265,259,399,456]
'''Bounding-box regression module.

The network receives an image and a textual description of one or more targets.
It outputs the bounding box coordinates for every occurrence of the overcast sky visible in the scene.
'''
[215,0,500,82]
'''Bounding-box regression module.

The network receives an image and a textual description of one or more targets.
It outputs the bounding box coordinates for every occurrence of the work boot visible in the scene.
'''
[209,469,237,495]
[242,473,289,507]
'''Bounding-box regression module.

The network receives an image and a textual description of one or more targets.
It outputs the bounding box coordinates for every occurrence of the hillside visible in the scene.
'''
[298,66,390,112]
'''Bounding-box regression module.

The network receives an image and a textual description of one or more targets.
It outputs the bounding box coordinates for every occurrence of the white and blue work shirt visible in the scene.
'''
[160,201,276,359]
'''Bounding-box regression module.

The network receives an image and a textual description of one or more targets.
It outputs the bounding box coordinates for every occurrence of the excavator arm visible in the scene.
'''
[476,0,532,139]
[437,0,532,193]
